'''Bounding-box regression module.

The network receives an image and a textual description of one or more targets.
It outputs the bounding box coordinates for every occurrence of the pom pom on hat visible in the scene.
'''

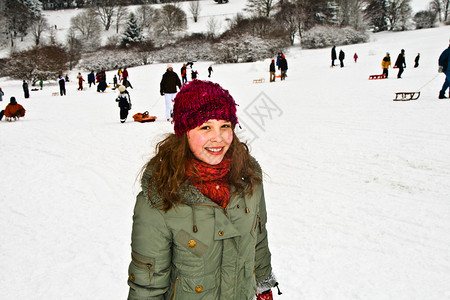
[118,85,126,92]
[173,80,238,136]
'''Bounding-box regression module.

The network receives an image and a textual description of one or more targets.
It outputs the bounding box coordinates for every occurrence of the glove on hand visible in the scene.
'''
[160,92,164,96]
[438,66,443,73]
[257,290,273,300]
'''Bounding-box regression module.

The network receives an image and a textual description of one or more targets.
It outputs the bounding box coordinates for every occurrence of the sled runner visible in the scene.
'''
[369,74,386,80]
[393,92,420,101]
[133,111,157,123]
[253,78,265,83]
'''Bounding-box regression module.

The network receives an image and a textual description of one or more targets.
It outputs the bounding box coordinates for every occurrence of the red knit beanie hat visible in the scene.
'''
[173,80,238,136]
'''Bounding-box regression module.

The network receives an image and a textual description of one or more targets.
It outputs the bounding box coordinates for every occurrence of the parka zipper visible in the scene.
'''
[172,277,179,300]
[131,255,152,282]
[257,214,262,233]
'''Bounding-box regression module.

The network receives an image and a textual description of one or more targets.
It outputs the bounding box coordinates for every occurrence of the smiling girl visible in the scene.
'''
[127,80,279,300]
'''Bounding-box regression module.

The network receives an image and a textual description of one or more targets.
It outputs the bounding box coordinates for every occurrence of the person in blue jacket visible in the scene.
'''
[438,40,450,99]
[88,71,95,88]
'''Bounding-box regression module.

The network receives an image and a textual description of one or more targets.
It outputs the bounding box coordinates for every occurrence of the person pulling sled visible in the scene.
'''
[438,40,450,99]
[116,85,132,123]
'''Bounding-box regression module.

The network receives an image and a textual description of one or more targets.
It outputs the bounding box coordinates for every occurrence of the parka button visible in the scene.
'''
[218,230,224,236]
[188,239,197,248]
[129,273,135,282]
[195,285,203,293]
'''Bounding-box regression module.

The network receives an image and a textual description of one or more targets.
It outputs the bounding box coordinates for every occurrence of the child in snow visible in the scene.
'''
[127,80,279,300]
[191,70,198,80]
[77,73,85,90]
[0,87,4,101]
[115,85,131,123]
[382,52,391,78]
[1,97,26,121]
[208,65,213,78]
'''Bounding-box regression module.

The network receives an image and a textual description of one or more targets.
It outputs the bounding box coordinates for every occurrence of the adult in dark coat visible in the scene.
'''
[160,65,182,121]
[395,49,406,78]
[331,45,337,66]
[88,71,95,87]
[414,53,420,68]
[58,75,66,96]
[269,59,276,82]
[438,41,450,99]
[279,56,288,80]
[208,65,213,78]
[339,50,345,68]
[23,80,29,98]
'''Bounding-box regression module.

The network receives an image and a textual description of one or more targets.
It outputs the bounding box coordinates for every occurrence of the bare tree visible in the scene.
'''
[31,17,49,46]
[114,4,129,33]
[429,0,443,22]
[154,4,187,36]
[70,10,102,50]
[66,29,83,70]
[446,0,450,21]
[386,0,412,30]
[91,0,118,30]
[275,2,298,45]
[48,26,57,45]
[432,0,450,21]
[336,0,367,30]
[245,0,277,17]
[207,16,220,38]
[70,10,102,41]
[189,1,201,22]
[136,5,155,33]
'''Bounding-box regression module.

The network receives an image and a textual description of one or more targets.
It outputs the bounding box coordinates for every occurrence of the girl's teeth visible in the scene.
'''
[207,148,221,152]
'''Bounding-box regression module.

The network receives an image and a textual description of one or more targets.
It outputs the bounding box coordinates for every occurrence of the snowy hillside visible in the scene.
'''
[1,0,450,299]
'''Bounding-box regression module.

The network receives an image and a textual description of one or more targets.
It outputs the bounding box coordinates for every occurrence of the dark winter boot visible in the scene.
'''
[439,91,447,99]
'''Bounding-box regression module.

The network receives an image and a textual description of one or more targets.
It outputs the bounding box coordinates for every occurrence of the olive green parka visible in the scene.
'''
[127,163,273,299]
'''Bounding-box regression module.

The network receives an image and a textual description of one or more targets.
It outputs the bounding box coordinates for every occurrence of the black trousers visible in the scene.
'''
[120,108,129,122]
[397,66,404,78]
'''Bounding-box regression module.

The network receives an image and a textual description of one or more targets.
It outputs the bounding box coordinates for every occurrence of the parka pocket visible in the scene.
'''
[180,273,217,294]
[128,251,155,286]
[175,229,208,258]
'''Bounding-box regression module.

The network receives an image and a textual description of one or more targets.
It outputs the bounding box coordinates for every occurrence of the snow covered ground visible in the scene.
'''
[1,1,450,299]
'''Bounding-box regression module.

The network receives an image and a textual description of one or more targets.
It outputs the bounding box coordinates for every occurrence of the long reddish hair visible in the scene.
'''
[142,131,262,211]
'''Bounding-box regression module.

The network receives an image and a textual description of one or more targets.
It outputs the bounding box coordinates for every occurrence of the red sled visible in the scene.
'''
[369,74,387,80]
[133,111,157,123]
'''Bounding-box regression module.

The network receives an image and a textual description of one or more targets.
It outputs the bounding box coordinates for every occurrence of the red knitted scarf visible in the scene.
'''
[185,156,231,207]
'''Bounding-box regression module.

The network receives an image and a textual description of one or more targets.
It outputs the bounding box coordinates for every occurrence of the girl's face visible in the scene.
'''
[187,119,233,165]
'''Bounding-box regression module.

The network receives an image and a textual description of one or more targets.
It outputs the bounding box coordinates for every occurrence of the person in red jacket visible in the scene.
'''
[1,97,26,121]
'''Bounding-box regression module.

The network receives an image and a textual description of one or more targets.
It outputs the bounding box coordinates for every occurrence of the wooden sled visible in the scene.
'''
[253,78,265,83]
[133,111,157,123]
[393,92,420,101]
[369,74,386,80]
[52,92,59,96]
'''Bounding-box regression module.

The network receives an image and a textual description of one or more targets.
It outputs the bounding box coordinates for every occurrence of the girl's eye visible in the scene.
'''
[200,126,210,130]
[222,124,231,128]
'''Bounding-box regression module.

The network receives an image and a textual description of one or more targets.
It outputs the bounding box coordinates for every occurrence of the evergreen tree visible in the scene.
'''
[121,13,143,47]
[364,0,388,32]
